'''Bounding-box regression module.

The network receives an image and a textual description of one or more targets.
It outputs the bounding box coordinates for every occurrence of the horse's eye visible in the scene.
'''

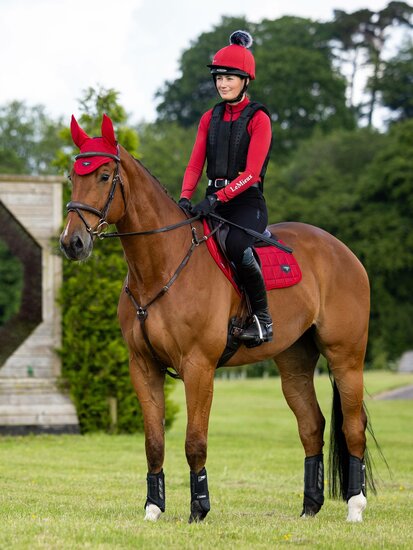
[101,173,110,182]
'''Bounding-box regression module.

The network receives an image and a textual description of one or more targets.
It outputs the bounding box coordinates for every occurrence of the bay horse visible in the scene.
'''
[60,115,374,523]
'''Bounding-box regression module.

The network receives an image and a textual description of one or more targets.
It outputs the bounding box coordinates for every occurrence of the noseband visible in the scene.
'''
[66,151,126,237]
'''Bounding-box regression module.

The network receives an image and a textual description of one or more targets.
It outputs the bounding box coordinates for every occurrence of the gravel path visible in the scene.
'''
[373,384,413,400]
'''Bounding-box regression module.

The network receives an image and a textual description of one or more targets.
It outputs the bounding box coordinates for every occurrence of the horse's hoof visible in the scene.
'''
[188,500,209,523]
[300,495,323,518]
[300,510,317,518]
[347,492,367,522]
[144,503,163,521]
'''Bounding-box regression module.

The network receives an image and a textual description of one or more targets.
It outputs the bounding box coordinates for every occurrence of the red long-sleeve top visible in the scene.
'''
[180,96,272,203]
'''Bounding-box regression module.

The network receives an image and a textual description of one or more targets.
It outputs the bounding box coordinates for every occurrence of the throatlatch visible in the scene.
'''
[189,467,210,522]
[301,454,324,516]
[145,470,165,512]
[347,455,366,500]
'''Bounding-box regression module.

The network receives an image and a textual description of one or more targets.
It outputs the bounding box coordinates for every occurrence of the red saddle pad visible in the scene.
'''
[203,220,302,293]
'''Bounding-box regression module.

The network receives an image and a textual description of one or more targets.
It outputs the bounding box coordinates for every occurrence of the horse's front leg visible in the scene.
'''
[183,363,215,523]
[129,353,166,522]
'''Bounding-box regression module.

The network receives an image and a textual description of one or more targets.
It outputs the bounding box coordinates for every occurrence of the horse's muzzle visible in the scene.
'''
[60,228,93,261]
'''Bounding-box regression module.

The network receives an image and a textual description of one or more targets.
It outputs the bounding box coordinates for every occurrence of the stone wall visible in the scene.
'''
[0,175,78,433]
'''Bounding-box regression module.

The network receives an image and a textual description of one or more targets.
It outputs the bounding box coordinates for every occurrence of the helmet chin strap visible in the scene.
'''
[226,79,249,104]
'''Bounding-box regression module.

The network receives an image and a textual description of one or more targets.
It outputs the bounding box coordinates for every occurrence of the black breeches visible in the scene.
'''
[214,194,268,264]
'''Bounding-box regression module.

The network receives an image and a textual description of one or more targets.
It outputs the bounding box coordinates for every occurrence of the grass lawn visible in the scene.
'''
[0,371,412,549]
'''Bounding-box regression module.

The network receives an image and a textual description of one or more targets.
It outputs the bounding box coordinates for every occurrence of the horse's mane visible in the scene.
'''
[132,156,179,205]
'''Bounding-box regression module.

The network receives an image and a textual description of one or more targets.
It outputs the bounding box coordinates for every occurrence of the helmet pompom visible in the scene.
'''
[229,30,253,49]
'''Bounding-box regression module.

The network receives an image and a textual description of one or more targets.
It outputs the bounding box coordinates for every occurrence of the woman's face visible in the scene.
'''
[215,75,247,102]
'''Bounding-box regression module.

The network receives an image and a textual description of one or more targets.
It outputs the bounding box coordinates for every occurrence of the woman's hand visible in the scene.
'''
[178,198,192,212]
[191,195,219,216]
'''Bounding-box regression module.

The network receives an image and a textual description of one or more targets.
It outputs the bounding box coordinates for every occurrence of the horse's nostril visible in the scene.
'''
[72,235,84,252]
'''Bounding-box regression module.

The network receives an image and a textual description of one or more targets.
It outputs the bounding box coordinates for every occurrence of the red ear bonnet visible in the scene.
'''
[71,114,119,175]
[71,115,90,148]
[101,114,117,147]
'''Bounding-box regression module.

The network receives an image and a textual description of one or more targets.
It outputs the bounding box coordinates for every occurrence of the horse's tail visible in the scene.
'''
[328,373,380,500]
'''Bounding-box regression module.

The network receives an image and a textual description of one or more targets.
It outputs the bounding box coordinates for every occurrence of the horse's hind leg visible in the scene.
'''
[275,330,326,517]
[327,347,368,522]
[315,261,370,521]
[129,354,166,521]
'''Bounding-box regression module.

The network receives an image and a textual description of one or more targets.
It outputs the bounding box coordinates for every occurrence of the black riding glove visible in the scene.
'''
[191,194,219,216]
[178,197,192,212]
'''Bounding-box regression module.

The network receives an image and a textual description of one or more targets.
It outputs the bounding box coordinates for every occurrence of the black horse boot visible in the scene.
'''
[236,247,273,347]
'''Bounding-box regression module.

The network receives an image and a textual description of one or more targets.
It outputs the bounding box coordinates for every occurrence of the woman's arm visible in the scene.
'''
[180,111,212,200]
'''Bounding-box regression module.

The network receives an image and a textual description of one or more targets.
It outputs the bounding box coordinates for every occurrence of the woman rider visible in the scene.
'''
[179,30,273,346]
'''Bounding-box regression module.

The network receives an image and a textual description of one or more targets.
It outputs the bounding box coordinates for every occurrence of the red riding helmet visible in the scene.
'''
[208,30,255,80]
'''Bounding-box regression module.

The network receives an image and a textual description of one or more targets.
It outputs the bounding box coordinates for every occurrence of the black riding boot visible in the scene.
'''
[236,247,273,347]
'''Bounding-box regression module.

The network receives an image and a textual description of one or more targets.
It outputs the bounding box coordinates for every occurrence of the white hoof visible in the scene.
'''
[144,503,162,521]
[347,492,367,522]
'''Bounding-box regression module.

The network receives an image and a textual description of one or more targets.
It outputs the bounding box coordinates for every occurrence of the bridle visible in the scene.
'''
[66,151,201,240]
[66,150,126,237]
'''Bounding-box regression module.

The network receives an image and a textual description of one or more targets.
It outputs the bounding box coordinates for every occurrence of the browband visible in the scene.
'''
[75,151,120,162]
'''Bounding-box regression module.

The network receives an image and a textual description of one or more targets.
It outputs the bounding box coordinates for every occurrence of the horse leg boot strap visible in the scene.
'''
[236,247,273,347]
[189,467,210,523]
[145,470,165,512]
[301,454,324,517]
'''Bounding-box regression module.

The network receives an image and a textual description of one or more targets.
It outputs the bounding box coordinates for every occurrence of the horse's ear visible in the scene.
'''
[101,114,117,146]
[70,115,90,148]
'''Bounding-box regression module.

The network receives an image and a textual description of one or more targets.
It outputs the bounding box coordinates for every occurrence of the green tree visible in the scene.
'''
[253,16,354,155]
[54,86,139,177]
[156,15,354,157]
[329,2,413,126]
[0,101,65,174]
[156,16,249,127]
[328,8,373,109]
[364,2,413,126]
[354,120,413,362]
[265,126,385,232]
[377,41,413,121]
[263,124,413,364]
[57,86,178,433]
[137,121,199,200]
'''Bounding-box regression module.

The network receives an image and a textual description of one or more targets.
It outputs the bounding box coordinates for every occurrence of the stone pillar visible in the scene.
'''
[398,351,413,373]
[0,175,79,434]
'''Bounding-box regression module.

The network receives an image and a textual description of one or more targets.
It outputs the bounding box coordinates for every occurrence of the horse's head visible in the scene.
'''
[60,114,126,261]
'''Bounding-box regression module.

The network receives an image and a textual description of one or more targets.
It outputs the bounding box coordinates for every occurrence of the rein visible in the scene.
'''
[98,215,202,239]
